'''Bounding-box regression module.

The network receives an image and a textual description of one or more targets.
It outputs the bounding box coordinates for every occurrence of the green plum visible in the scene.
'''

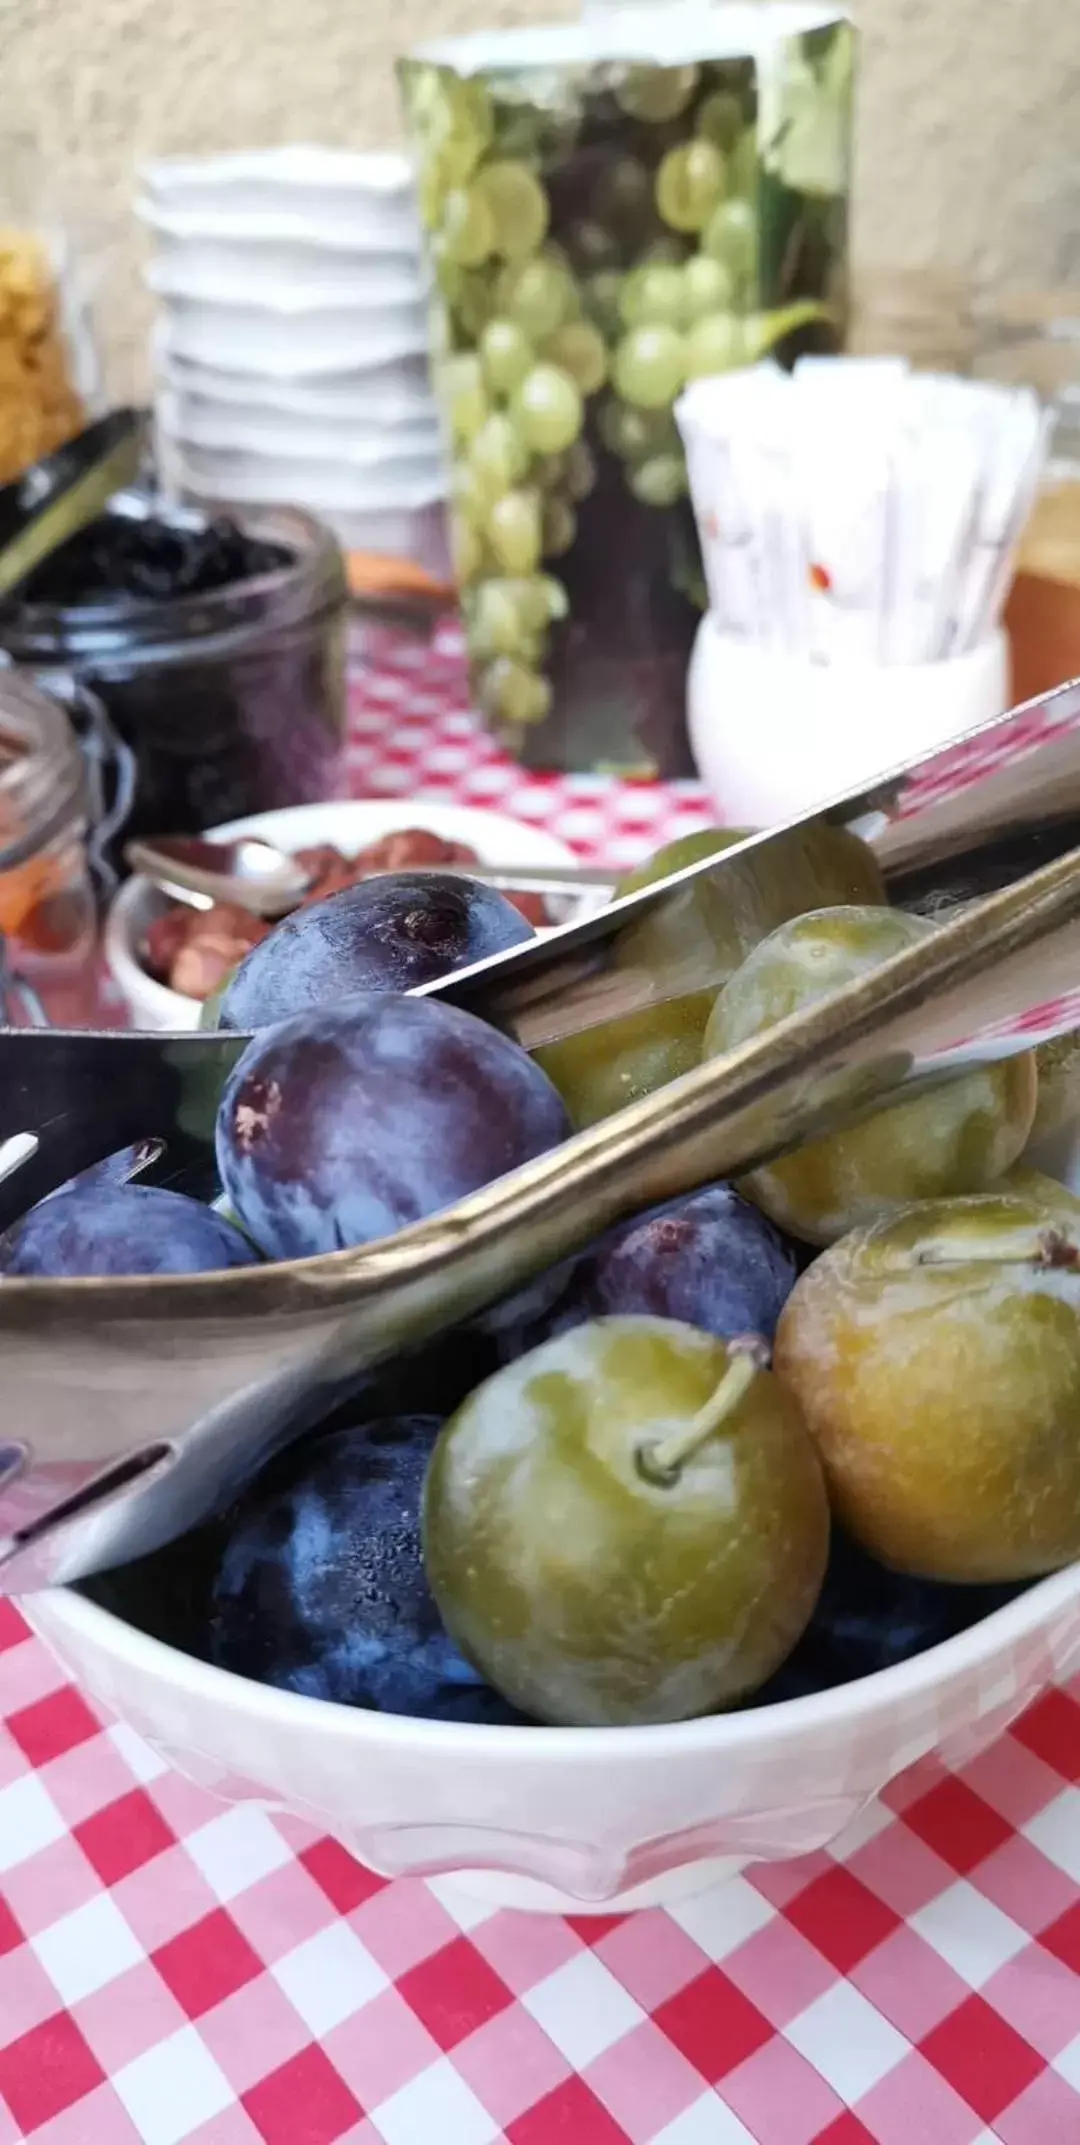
[1029,1030,1080,1146]
[615,826,755,897]
[533,829,751,1126]
[613,822,886,1006]
[775,1191,1080,1582]
[534,822,886,1130]
[533,994,715,1131]
[1002,1163,1080,1218]
[705,906,1038,1244]
[422,1316,829,1726]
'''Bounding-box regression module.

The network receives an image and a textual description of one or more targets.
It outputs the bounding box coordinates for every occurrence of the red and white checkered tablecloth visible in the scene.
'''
[3,629,1080,2145]
[342,621,719,867]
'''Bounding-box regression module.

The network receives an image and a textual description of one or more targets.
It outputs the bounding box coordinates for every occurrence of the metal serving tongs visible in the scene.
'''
[4,675,1080,1596]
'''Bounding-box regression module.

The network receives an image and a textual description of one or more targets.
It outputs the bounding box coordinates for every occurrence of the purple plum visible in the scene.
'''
[498,1182,797,1357]
[215,993,570,1261]
[208,1416,525,1721]
[215,872,534,1031]
[0,1182,258,1278]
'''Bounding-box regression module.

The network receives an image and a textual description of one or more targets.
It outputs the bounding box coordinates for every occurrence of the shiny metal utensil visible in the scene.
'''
[125,836,314,917]
[125,832,618,916]
[0,409,146,601]
[4,675,1080,1596]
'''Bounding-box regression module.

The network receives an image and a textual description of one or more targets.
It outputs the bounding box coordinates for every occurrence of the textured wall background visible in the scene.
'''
[2,0,1078,395]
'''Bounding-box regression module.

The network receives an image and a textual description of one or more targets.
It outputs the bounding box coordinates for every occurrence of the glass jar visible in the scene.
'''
[0,496,348,847]
[0,668,99,1024]
[974,288,1080,587]
[400,5,853,776]
[0,133,95,485]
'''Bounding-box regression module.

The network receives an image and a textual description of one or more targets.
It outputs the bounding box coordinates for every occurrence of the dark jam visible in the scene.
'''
[0,504,346,851]
[15,512,293,606]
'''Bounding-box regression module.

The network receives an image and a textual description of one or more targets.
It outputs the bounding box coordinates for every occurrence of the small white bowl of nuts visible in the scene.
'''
[104,798,592,1030]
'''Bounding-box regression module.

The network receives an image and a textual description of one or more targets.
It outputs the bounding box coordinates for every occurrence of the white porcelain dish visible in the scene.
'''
[313,500,451,570]
[158,390,441,466]
[157,410,444,491]
[27,1531,1080,1916]
[145,250,428,311]
[154,300,428,375]
[105,799,595,1033]
[137,196,423,259]
[155,341,435,421]
[140,147,416,220]
[157,437,446,516]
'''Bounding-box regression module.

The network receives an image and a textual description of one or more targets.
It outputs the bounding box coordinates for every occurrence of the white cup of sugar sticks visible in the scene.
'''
[675,356,1049,825]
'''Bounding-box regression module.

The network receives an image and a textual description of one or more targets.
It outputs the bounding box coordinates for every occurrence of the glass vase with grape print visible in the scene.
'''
[401,7,853,774]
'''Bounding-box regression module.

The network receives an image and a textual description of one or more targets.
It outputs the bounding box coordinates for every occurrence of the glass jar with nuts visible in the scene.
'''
[0,138,88,487]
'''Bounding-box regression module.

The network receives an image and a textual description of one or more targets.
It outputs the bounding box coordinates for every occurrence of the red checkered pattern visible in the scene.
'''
[344,621,718,869]
[896,681,1080,821]
[2,1609,1079,2144]
[3,631,1080,2142]
[961,990,1080,1051]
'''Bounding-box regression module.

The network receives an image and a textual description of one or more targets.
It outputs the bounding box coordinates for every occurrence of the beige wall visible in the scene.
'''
[3,0,1078,394]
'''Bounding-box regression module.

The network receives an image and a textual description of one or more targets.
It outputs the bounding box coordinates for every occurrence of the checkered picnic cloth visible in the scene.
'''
[3,627,1080,2145]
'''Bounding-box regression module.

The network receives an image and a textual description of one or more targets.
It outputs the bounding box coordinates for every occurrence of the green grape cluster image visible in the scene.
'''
[400,29,851,774]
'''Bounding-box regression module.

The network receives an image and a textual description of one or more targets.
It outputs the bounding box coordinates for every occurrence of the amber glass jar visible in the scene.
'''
[974,288,1080,587]
[0,134,90,484]
[0,668,103,1024]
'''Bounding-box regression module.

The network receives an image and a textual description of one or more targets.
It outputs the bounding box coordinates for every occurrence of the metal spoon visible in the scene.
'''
[125,832,618,916]
[125,834,313,917]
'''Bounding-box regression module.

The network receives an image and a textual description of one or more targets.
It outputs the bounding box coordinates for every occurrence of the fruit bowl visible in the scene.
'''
[104,798,599,1030]
[21,1087,1080,1917]
[15,737,1080,1916]
[25,1549,1080,1914]
[21,1103,1080,1917]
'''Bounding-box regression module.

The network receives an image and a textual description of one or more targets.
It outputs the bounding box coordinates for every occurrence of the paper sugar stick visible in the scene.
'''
[677,359,1050,669]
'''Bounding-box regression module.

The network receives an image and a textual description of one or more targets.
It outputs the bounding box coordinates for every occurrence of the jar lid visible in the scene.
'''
[0,668,86,872]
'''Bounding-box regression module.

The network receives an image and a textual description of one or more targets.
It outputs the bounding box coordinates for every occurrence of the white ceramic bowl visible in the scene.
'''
[310,500,451,571]
[154,297,429,375]
[25,1547,1080,1916]
[137,196,423,262]
[48,825,1080,1918]
[145,250,428,312]
[156,433,445,513]
[156,346,436,425]
[140,149,419,251]
[158,392,441,465]
[105,799,596,1032]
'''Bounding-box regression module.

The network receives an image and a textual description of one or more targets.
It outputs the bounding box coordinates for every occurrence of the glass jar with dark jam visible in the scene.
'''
[0,494,348,847]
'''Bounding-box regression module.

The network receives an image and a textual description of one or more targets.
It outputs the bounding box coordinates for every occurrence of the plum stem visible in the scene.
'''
[637,1335,769,1487]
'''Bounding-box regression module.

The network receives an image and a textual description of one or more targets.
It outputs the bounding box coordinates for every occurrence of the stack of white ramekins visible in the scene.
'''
[139,148,448,570]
